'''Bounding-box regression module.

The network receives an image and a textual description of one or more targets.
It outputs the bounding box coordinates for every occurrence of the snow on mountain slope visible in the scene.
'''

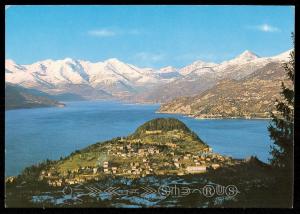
[174,50,265,85]
[179,49,292,80]
[5,57,173,97]
[5,49,292,100]
[268,49,292,61]
[129,49,292,103]
[206,50,291,80]
[159,66,177,73]
[28,58,90,86]
[79,58,162,94]
[230,50,259,62]
[5,60,40,88]
[155,66,181,79]
[179,60,218,76]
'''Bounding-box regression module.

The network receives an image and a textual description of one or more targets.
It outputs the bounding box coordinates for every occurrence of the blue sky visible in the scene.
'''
[5,5,294,68]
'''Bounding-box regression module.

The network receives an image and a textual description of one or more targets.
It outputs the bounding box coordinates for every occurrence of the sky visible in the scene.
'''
[5,5,294,68]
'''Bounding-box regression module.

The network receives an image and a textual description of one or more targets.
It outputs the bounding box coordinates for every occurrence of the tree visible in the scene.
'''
[268,34,294,171]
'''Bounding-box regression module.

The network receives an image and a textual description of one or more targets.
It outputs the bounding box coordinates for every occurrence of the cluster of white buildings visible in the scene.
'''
[40,137,236,186]
[170,151,231,174]
[107,142,160,159]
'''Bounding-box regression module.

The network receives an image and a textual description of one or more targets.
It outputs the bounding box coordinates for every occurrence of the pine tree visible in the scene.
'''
[268,34,294,172]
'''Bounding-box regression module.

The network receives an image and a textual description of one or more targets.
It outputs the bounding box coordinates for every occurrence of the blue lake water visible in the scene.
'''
[5,101,272,176]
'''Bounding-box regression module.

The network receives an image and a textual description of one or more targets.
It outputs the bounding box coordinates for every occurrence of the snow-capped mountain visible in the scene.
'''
[179,60,218,76]
[175,49,287,80]
[5,57,175,98]
[217,50,291,80]
[6,58,88,87]
[79,58,162,93]
[129,49,292,103]
[267,50,291,61]
[5,49,292,101]
[179,49,292,81]
[231,50,259,62]
[155,66,181,79]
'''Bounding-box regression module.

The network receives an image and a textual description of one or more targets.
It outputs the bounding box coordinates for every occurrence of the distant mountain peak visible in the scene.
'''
[179,60,217,76]
[5,59,16,65]
[159,66,178,73]
[192,60,217,66]
[5,59,26,71]
[62,57,77,63]
[235,50,259,61]
[105,58,122,64]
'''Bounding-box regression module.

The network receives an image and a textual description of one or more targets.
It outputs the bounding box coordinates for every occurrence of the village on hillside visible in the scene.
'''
[37,128,240,187]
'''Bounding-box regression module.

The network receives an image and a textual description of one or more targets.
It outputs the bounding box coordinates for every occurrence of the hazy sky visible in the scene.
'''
[5,5,294,68]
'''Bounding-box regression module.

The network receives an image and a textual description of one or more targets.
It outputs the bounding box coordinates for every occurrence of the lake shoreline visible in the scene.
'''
[5,100,272,176]
[156,111,271,120]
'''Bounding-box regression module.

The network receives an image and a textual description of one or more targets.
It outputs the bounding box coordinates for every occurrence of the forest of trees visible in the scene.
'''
[134,118,192,134]
[131,118,201,141]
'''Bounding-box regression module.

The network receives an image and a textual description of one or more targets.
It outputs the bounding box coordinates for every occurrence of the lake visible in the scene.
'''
[5,100,272,176]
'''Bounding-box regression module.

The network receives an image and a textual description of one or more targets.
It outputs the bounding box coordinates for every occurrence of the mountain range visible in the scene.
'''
[5,50,291,103]
[158,61,292,119]
[131,50,291,103]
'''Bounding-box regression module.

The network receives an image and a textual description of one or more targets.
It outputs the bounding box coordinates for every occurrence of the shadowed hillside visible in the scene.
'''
[5,83,65,110]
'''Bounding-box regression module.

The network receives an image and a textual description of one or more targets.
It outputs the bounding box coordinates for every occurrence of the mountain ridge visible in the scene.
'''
[6,49,291,102]
[5,83,65,110]
[158,61,293,119]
